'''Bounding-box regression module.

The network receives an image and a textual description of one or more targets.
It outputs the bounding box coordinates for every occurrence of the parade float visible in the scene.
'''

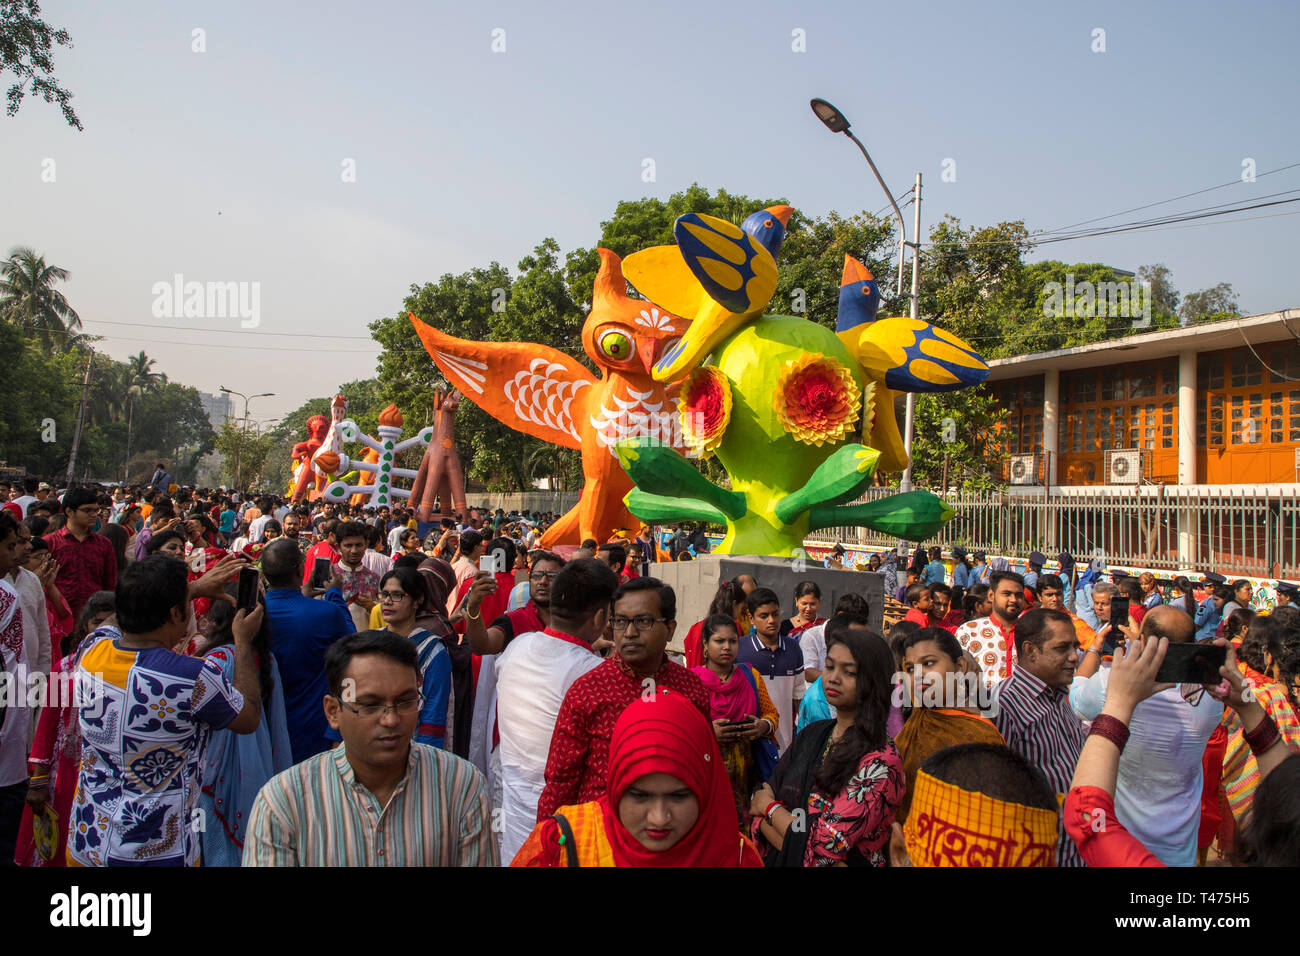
[318,403,432,507]
[288,393,348,502]
[409,249,688,547]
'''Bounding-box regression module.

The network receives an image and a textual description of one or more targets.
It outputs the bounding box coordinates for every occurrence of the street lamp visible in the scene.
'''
[810,97,922,493]
[219,388,274,490]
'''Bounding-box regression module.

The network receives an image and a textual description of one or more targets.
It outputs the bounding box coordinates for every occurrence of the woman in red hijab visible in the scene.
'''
[511,691,764,866]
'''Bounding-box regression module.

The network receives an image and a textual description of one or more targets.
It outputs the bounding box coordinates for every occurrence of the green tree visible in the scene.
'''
[907,387,1009,491]
[1180,282,1240,324]
[1138,263,1179,318]
[213,422,274,490]
[0,246,82,351]
[0,0,81,129]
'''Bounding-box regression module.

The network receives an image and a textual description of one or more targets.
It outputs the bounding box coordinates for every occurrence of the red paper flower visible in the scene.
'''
[773,354,862,446]
[679,366,731,458]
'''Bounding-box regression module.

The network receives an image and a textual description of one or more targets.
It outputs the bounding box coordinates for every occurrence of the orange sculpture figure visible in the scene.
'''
[408,388,469,521]
[409,248,689,547]
[350,448,380,506]
[289,414,330,502]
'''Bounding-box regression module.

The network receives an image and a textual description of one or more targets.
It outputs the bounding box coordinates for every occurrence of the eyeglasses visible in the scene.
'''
[530,571,560,582]
[335,693,424,718]
[611,615,668,632]
[76,506,102,515]
[378,590,409,604]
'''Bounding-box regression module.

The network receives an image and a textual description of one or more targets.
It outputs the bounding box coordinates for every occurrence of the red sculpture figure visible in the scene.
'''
[289,413,330,502]
[409,389,469,521]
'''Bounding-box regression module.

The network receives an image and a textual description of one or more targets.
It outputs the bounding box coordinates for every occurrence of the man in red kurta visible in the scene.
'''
[536,578,708,820]
[45,488,117,623]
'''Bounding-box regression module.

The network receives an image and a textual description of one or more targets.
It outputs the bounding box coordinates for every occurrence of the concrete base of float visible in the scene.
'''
[648,555,885,654]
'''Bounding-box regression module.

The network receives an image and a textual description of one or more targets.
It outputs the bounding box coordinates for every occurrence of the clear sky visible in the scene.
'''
[6,0,1298,424]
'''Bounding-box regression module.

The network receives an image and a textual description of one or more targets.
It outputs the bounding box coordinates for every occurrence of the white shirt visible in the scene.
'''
[799,622,827,676]
[387,526,406,555]
[1070,667,1222,867]
[494,629,602,863]
[362,548,392,581]
[0,576,37,786]
[10,495,36,517]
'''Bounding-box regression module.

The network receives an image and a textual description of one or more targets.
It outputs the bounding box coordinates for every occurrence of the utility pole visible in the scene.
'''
[66,348,94,486]
[900,171,922,494]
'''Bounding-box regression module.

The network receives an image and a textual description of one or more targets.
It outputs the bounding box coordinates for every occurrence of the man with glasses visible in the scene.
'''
[535,577,709,824]
[244,630,496,866]
[495,558,616,862]
[1067,605,1221,866]
[464,551,564,655]
[44,487,117,623]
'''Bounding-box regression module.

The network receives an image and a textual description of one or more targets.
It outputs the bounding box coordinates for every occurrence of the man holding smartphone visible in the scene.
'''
[1067,606,1222,866]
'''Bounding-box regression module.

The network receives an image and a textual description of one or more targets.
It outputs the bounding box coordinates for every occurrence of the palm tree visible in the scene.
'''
[0,247,82,351]
[123,351,165,478]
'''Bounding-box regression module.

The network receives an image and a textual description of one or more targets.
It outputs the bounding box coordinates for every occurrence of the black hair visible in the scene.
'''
[206,599,275,702]
[486,537,517,573]
[794,580,821,602]
[963,583,990,617]
[1235,754,1300,866]
[116,555,189,634]
[392,553,424,570]
[905,582,930,605]
[1119,577,1143,603]
[0,512,18,545]
[988,570,1025,591]
[887,620,921,669]
[324,629,420,697]
[66,590,116,658]
[550,558,620,618]
[929,582,951,599]
[815,615,893,795]
[1037,574,1064,593]
[28,534,48,553]
[1012,607,1074,657]
[1232,579,1251,593]
[260,538,304,587]
[1265,614,1300,703]
[580,538,598,550]
[613,575,676,620]
[1238,615,1271,672]
[379,566,427,612]
[901,625,964,667]
[708,580,745,617]
[1222,607,1255,643]
[62,487,98,511]
[23,514,49,538]
[531,550,564,569]
[145,529,186,556]
[101,522,129,570]
[746,586,781,614]
[920,743,1059,814]
[701,613,739,648]
[458,529,484,555]
[833,592,869,617]
[335,520,368,544]
[150,500,175,522]
[597,542,627,572]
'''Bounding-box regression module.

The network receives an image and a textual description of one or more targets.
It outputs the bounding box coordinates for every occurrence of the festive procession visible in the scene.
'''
[2,1,1297,916]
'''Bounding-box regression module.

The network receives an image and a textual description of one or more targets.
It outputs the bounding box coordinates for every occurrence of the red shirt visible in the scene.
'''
[490,601,546,648]
[301,540,340,587]
[903,608,931,628]
[536,655,708,820]
[46,527,117,622]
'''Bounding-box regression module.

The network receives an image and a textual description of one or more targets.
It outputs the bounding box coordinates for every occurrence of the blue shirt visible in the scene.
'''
[1023,570,1039,591]
[972,561,989,585]
[922,560,947,585]
[1194,596,1222,642]
[952,563,971,588]
[264,586,356,764]
[219,509,237,534]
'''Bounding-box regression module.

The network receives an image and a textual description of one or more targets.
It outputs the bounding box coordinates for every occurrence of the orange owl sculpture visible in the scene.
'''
[409,248,689,547]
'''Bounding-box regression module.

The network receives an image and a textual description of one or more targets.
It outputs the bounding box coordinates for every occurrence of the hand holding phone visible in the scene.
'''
[236,567,260,613]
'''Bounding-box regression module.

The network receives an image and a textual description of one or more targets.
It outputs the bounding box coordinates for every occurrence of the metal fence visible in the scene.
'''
[821,486,1300,578]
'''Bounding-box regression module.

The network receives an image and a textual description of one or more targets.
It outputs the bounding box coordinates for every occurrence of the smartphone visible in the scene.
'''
[313,556,332,588]
[236,567,260,613]
[1109,596,1130,631]
[480,553,501,574]
[1154,642,1227,684]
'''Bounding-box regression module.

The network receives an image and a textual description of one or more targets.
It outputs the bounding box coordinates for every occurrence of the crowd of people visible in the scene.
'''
[0,470,1295,868]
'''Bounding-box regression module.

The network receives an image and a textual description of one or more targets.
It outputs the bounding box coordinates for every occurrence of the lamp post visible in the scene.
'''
[810,98,922,494]
[219,388,274,490]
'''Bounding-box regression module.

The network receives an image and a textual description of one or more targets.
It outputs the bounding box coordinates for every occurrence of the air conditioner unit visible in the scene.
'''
[1009,453,1037,485]
[1105,448,1144,485]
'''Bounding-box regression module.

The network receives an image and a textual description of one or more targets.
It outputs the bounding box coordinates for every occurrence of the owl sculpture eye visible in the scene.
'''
[599,329,633,361]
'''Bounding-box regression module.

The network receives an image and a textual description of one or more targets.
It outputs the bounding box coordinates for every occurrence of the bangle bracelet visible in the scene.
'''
[1089,714,1130,751]
[763,800,783,822]
[466,608,481,621]
[1244,714,1280,756]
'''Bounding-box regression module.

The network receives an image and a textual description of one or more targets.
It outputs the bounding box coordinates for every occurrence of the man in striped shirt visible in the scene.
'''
[992,607,1088,867]
[243,630,496,866]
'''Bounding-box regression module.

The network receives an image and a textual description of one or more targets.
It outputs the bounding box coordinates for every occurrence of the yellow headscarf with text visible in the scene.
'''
[903,769,1058,867]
